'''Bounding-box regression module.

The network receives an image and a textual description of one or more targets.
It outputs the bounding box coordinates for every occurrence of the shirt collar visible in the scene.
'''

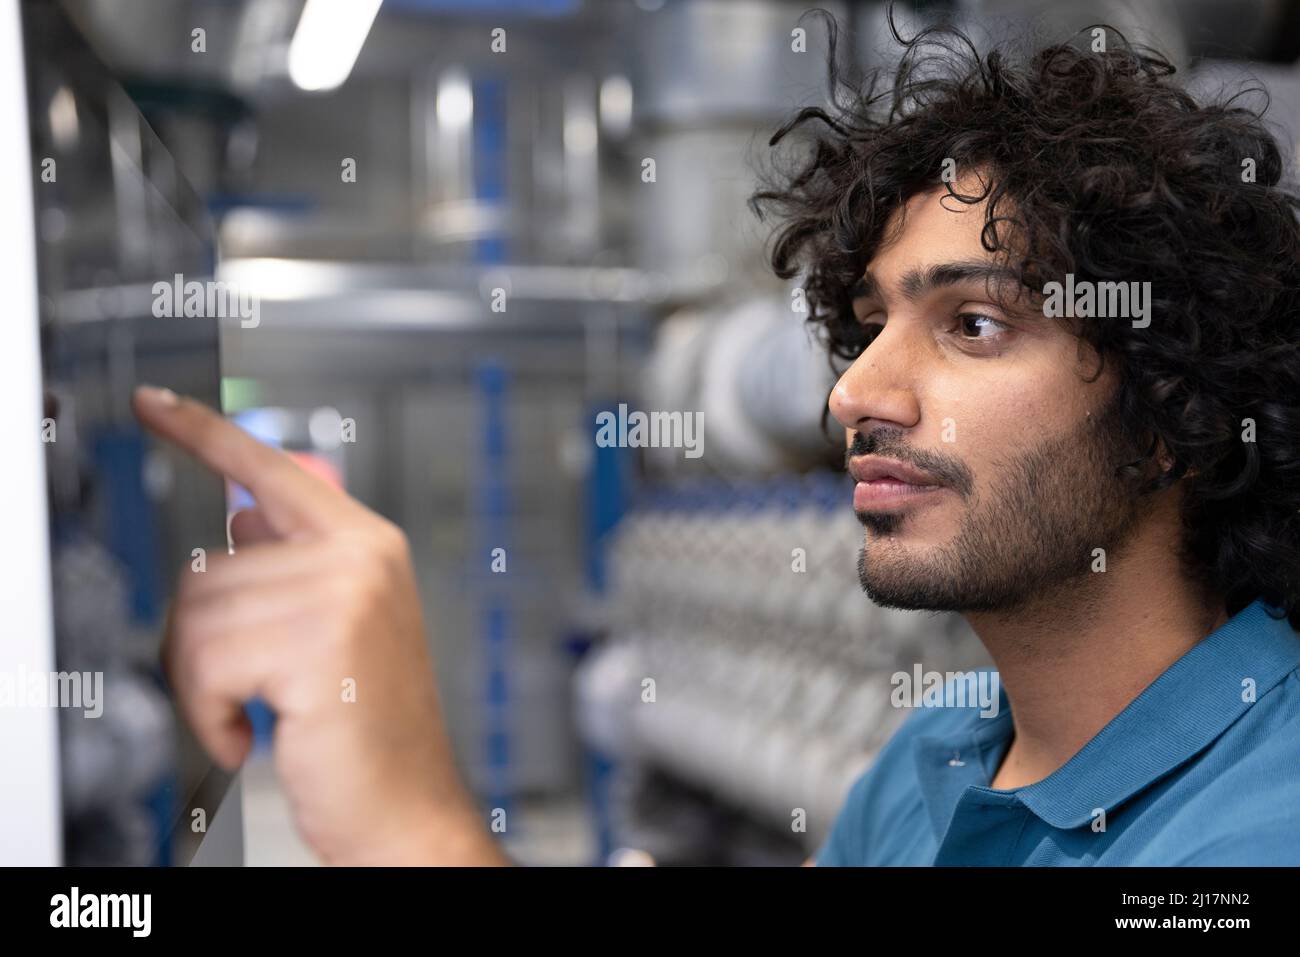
[912,598,1300,835]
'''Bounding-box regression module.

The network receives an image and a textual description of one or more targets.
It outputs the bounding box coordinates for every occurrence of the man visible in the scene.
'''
[131,18,1300,865]
[750,16,1300,864]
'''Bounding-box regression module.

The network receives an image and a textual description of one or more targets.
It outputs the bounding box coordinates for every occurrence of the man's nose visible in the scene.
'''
[828,337,920,435]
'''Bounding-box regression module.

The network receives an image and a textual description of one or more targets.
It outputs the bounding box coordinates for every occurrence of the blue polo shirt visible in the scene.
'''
[816,598,1300,865]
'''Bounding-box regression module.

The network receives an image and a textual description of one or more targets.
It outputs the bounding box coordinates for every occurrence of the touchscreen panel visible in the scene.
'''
[24,0,235,866]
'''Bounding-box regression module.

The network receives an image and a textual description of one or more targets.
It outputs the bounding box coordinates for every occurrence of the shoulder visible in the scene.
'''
[1176,816,1300,865]
[1149,672,1300,865]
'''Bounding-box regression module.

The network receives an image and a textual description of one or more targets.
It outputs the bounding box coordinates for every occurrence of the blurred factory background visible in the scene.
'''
[39,0,1300,865]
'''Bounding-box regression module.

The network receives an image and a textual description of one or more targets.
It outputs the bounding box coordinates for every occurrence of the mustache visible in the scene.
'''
[846,430,975,498]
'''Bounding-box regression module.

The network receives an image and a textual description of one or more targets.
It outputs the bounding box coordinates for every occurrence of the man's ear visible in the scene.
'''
[1157,444,1175,474]
[1152,436,1197,481]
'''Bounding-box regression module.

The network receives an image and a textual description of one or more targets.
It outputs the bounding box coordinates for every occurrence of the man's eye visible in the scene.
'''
[955,313,1006,339]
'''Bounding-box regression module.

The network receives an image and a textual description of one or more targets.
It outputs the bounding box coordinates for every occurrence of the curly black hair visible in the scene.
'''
[750,9,1300,629]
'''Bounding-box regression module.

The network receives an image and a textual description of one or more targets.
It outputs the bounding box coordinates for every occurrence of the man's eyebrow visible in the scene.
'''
[850,260,1023,304]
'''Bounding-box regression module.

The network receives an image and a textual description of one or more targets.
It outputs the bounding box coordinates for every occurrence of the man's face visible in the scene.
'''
[830,178,1148,613]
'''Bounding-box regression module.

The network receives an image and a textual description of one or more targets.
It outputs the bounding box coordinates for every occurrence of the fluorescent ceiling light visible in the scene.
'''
[287,0,383,92]
[436,69,473,129]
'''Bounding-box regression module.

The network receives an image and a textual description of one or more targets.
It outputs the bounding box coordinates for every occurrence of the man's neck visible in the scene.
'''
[965,521,1227,791]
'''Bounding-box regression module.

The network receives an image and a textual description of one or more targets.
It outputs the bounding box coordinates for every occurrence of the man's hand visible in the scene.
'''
[133,385,508,866]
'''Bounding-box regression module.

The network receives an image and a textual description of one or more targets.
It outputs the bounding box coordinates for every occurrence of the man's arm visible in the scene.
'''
[133,385,508,866]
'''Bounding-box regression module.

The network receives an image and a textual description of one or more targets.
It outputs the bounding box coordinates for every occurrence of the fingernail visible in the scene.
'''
[135,385,180,408]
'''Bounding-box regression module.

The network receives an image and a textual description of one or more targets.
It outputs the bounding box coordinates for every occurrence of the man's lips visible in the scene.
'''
[848,456,946,510]
[849,455,940,486]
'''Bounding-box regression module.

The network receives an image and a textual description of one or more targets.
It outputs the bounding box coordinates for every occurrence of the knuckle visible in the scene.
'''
[328,536,374,584]
[335,520,408,576]
[182,632,224,694]
[361,520,405,556]
[171,600,237,684]
[371,519,411,568]
[378,518,408,550]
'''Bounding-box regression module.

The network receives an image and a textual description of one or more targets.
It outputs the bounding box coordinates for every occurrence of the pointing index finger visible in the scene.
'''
[132,385,356,537]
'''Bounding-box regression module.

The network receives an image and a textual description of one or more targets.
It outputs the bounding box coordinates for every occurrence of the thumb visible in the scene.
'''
[229,507,278,548]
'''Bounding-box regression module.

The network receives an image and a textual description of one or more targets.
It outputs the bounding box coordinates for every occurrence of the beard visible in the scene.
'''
[855,398,1147,614]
